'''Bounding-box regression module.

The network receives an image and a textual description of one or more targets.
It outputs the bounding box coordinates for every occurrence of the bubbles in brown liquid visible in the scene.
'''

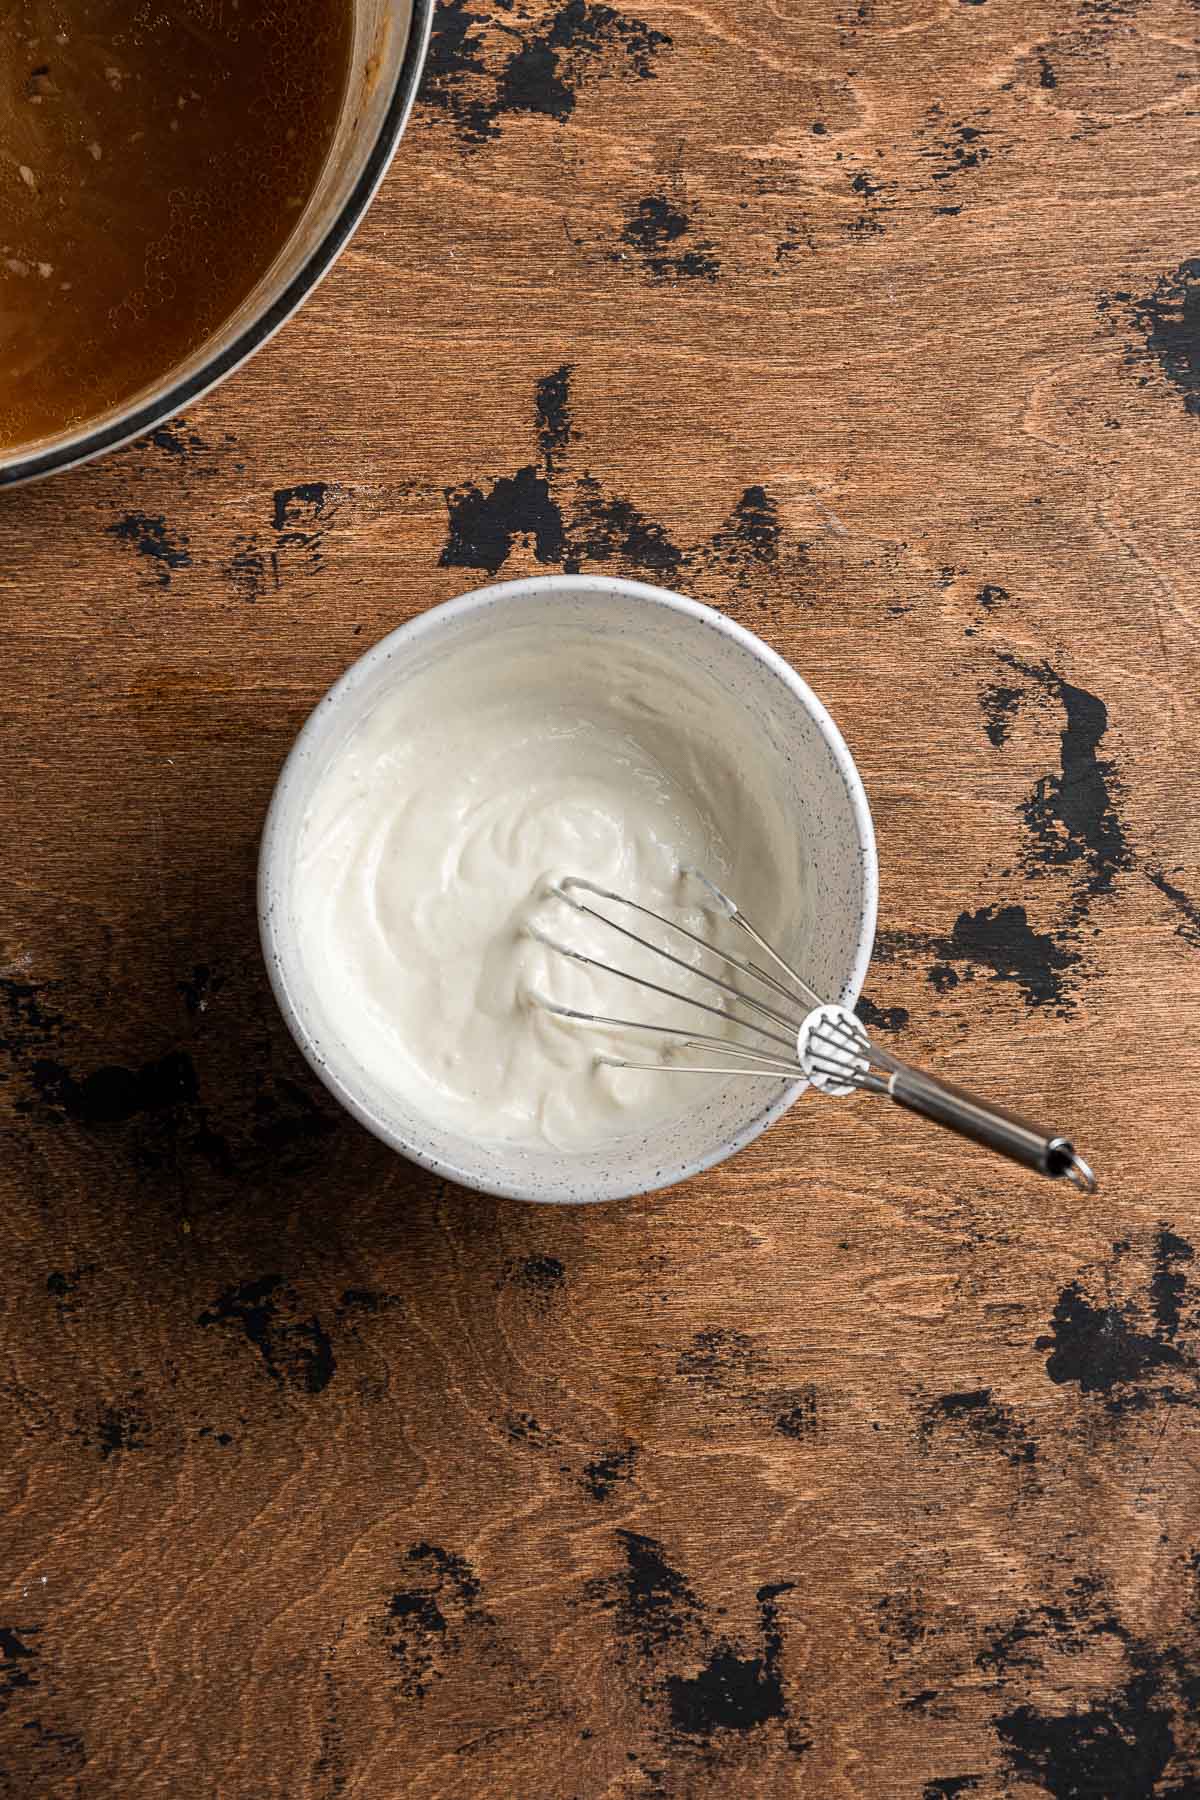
[0,0,352,448]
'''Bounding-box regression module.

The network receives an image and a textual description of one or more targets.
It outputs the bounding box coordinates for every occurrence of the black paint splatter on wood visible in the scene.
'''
[666,1583,794,1737]
[441,465,565,574]
[582,1442,638,1499]
[0,976,63,1064]
[969,650,1132,1001]
[587,1533,807,1746]
[272,483,333,536]
[979,682,1022,747]
[0,1627,86,1780]
[568,472,684,573]
[923,1779,980,1799]
[855,994,909,1034]
[422,0,672,148]
[271,482,335,574]
[197,1275,337,1395]
[535,364,573,470]
[225,483,338,597]
[996,1673,1176,1800]
[0,1627,39,1712]
[922,116,994,185]
[503,1410,553,1446]
[1038,1285,1185,1404]
[495,0,669,129]
[12,978,342,1189]
[1116,259,1200,416]
[981,1575,1200,1799]
[1035,1229,1196,1414]
[106,513,192,587]
[619,196,720,281]
[590,1531,705,1655]
[32,1050,198,1126]
[227,535,280,602]
[677,1328,760,1390]
[1147,867,1200,950]
[775,224,813,262]
[917,1388,1037,1468]
[506,1253,567,1294]
[249,1074,338,1158]
[946,905,1079,1010]
[421,0,495,144]
[999,655,1131,915]
[147,419,209,459]
[702,487,786,591]
[876,903,1080,1012]
[875,1590,931,1662]
[74,1397,150,1459]
[440,367,793,588]
[845,167,889,235]
[383,1544,487,1701]
[13,1005,211,1180]
[590,1533,805,1742]
[1151,1226,1194,1338]
[774,1386,822,1440]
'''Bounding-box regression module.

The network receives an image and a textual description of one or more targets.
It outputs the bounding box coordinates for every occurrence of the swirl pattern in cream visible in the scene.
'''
[294,629,787,1148]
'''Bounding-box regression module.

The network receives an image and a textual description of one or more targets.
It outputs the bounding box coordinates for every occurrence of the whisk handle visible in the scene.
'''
[887,1065,1096,1192]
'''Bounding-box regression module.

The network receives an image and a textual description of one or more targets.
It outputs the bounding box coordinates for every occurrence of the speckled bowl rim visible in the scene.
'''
[258,574,879,1204]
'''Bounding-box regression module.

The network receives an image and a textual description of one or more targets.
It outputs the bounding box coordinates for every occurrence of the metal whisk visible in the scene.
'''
[528,872,1096,1193]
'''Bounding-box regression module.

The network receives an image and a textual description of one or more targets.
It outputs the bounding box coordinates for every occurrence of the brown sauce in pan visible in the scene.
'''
[0,0,353,448]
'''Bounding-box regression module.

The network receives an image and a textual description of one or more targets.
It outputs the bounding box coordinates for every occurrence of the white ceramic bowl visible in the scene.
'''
[259,576,877,1203]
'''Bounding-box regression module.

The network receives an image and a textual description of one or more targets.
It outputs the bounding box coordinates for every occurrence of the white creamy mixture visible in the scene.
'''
[294,629,786,1148]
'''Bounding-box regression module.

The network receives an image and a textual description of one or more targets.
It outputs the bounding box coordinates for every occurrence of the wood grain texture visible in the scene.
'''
[2,0,1200,1793]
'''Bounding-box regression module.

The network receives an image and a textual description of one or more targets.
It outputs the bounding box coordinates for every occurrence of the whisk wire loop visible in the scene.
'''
[549,879,808,1034]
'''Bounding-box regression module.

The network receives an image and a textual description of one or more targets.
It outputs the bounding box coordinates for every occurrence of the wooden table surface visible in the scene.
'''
[3,0,1200,1794]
